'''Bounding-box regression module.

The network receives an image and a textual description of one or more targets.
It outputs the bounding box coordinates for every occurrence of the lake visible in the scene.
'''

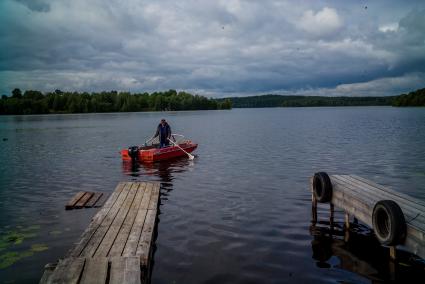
[0,107,424,283]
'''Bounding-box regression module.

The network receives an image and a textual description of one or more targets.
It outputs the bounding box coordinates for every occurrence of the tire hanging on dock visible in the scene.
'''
[372,200,406,246]
[313,172,333,203]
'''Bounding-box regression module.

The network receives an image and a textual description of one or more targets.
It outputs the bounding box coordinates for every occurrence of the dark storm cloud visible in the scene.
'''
[0,0,424,96]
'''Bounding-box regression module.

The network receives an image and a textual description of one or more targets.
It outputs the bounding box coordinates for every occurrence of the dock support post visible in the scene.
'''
[389,248,397,281]
[329,204,334,225]
[344,212,350,242]
[312,193,317,225]
[389,246,397,260]
[311,178,317,225]
[344,213,350,229]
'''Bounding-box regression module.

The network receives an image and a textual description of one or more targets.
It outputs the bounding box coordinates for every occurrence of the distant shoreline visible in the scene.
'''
[1,88,424,115]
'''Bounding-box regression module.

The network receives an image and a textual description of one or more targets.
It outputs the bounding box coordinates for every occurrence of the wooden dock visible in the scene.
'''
[40,181,161,284]
[311,173,425,260]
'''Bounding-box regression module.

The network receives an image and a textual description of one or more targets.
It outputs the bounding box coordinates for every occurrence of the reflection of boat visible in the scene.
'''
[122,156,192,192]
[121,134,198,162]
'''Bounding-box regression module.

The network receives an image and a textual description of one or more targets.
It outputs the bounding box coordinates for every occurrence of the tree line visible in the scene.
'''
[0,89,232,115]
[221,94,396,108]
[392,88,425,107]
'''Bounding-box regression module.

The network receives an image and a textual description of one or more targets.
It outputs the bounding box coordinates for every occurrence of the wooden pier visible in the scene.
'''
[40,181,160,284]
[311,173,425,260]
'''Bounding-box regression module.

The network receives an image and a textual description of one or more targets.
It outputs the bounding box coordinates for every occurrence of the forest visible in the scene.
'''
[392,88,425,106]
[2,87,424,115]
[222,95,395,108]
[0,89,232,115]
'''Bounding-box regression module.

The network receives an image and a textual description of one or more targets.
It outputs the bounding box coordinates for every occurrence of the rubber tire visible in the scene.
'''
[313,172,333,203]
[372,200,406,246]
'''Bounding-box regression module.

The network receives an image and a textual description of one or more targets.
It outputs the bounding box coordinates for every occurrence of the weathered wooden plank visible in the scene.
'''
[46,258,85,284]
[84,192,103,208]
[65,191,86,210]
[350,175,425,207]
[39,263,57,284]
[94,182,140,257]
[140,183,154,210]
[122,183,154,257]
[148,183,160,210]
[72,182,131,257]
[75,192,95,209]
[109,257,141,284]
[109,183,147,257]
[137,209,157,266]
[336,175,425,215]
[332,196,372,227]
[332,175,425,228]
[79,257,108,284]
[332,190,373,216]
[80,183,133,257]
[332,175,424,221]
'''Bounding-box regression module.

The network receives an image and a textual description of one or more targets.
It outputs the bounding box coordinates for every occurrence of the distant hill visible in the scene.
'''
[392,88,425,107]
[219,94,395,108]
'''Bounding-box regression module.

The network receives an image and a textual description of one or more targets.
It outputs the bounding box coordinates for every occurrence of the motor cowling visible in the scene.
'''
[128,146,139,161]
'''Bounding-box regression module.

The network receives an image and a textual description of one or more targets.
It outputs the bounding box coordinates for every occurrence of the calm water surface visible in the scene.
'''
[0,107,424,283]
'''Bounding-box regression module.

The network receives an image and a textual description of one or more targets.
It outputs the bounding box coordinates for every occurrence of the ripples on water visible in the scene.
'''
[0,108,424,283]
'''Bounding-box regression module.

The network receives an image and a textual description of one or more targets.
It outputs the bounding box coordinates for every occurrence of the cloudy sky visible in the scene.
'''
[0,0,424,97]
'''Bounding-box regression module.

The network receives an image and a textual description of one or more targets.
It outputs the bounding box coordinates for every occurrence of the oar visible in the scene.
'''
[168,138,194,160]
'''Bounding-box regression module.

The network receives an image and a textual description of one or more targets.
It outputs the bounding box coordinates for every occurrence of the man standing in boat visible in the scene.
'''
[154,119,172,148]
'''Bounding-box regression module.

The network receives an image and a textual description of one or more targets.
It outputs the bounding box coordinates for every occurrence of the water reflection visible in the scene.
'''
[121,157,193,191]
[310,221,425,283]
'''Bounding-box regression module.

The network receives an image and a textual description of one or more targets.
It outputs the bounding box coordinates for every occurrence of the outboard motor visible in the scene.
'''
[128,146,139,161]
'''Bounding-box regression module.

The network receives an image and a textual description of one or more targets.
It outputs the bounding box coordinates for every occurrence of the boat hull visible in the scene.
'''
[121,142,198,162]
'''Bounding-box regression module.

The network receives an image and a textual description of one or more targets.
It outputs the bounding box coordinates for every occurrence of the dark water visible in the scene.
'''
[0,107,424,283]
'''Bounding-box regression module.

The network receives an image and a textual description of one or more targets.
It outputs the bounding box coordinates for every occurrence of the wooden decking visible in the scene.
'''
[65,191,105,209]
[40,181,160,284]
[311,174,425,260]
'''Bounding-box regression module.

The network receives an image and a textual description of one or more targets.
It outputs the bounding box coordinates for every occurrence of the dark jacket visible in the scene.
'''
[154,123,171,142]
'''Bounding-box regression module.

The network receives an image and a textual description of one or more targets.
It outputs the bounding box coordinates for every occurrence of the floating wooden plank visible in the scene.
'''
[41,181,161,284]
[75,192,95,209]
[66,191,86,210]
[84,192,103,208]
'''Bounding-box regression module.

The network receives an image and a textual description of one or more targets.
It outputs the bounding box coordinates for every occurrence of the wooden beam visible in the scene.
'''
[79,257,108,284]
[65,191,86,210]
[84,192,103,208]
[75,192,94,209]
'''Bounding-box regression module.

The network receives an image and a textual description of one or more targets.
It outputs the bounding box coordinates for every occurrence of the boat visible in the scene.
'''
[121,134,198,162]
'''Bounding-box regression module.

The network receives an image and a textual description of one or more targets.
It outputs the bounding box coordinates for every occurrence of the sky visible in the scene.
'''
[0,0,424,97]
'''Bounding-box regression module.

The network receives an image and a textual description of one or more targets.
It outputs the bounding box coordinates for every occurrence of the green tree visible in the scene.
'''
[12,88,22,98]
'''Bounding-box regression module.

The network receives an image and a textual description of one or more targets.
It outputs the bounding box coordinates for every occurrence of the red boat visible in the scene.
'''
[121,135,197,162]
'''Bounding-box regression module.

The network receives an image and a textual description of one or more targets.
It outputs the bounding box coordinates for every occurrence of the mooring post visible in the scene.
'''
[312,192,317,224]
[329,203,334,225]
[389,249,397,281]
[344,212,350,229]
[311,177,317,224]
[389,246,397,260]
[344,212,350,242]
